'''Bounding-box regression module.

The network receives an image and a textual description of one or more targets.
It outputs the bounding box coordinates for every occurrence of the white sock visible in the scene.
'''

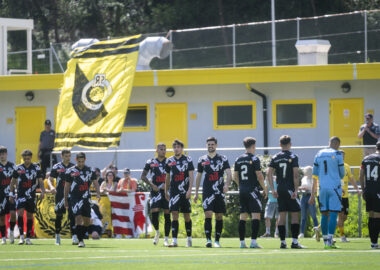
[266,227,270,234]
[292,238,298,244]
[187,236,192,241]
[281,240,286,245]
[240,240,245,245]
[164,236,168,241]
[173,238,177,243]
[251,239,257,245]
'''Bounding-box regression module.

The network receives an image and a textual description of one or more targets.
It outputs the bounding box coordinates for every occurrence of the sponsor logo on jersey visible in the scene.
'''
[202,161,210,166]
[168,161,177,166]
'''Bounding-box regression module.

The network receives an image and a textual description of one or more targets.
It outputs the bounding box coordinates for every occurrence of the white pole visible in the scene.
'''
[27,28,32,74]
[364,10,368,63]
[271,0,276,66]
[232,24,236,67]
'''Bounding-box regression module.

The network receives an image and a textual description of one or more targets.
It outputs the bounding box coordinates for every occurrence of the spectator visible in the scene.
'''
[261,178,279,238]
[358,113,380,157]
[38,120,57,177]
[117,168,137,192]
[100,170,118,194]
[299,166,320,240]
[101,162,121,183]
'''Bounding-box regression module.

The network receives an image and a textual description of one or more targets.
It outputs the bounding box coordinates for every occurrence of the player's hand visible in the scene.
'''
[193,194,198,203]
[272,190,278,198]
[308,196,315,205]
[9,196,15,204]
[262,190,267,200]
[291,190,298,199]
[223,184,229,193]
[50,188,56,194]
[186,190,191,199]
[152,184,159,192]
[64,200,69,209]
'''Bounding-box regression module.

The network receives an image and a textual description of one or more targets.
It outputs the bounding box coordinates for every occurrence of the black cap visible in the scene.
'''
[123,168,130,174]
[45,119,52,125]
[365,113,373,119]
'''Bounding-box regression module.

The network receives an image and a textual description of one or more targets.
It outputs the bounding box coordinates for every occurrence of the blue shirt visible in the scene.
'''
[266,179,278,203]
[312,148,345,189]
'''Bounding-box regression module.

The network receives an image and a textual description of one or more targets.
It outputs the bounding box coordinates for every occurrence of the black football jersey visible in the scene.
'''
[361,153,380,190]
[234,153,261,193]
[0,161,16,198]
[197,154,230,195]
[50,162,74,199]
[165,155,194,195]
[143,158,167,189]
[65,165,97,200]
[12,163,42,199]
[269,151,299,190]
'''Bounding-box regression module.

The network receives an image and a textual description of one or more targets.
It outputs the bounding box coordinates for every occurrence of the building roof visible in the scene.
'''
[0,63,379,91]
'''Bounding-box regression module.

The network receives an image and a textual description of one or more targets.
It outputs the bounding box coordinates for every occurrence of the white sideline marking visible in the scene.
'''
[1,250,379,262]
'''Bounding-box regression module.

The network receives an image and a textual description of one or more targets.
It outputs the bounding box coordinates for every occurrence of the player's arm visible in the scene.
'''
[349,174,361,196]
[186,170,194,199]
[224,168,232,193]
[233,170,239,186]
[38,177,45,200]
[338,157,345,179]
[9,177,18,204]
[358,126,366,139]
[267,167,277,198]
[359,166,366,200]
[194,171,202,203]
[141,170,157,191]
[64,181,71,209]
[47,176,56,194]
[292,167,299,199]
[256,170,266,198]
[164,173,170,201]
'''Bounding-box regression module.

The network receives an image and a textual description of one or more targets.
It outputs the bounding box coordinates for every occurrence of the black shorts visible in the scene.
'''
[55,196,66,215]
[277,188,301,212]
[169,194,191,213]
[239,190,262,214]
[202,193,226,213]
[0,197,16,215]
[341,197,349,215]
[16,197,36,213]
[150,191,169,210]
[365,190,380,213]
[71,199,91,218]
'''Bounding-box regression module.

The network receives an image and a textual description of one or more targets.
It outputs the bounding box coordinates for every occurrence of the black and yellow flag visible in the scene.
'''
[55,35,140,149]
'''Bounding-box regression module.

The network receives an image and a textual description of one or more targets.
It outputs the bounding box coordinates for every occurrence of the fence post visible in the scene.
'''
[296,17,300,41]
[232,24,236,68]
[49,43,53,74]
[271,0,276,66]
[358,195,362,238]
[169,31,173,70]
[364,10,368,63]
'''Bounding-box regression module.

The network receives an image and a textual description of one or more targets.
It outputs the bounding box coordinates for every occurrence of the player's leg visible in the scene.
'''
[16,208,25,244]
[25,210,34,245]
[214,212,223,247]
[0,214,6,244]
[239,212,248,248]
[326,189,340,247]
[290,211,305,248]
[68,204,78,245]
[9,206,16,244]
[81,216,91,247]
[277,211,287,248]
[250,212,261,248]
[55,213,63,245]
[170,211,179,247]
[338,198,349,242]
[151,207,160,245]
[372,211,380,249]
[181,197,192,247]
[204,210,213,247]
[163,207,171,246]
[75,215,85,247]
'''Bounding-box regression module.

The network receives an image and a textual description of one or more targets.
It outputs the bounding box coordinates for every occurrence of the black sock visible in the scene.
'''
[185,220,192,237]
[291,223,300,239]
[172,220,179,238]
[369,217,376,244]
[77,225,84,242]
[17,216,24,236]
[10,221,16,232]
[0,225,5,238]
[69,212,76,236]
[278,225,286,241]
[83,226,88,240]
[55,215,63,234]
[375,218,380,244]
[239,220,246,241]
[215,219,223,242]
[152,212,159,231]
[26,219,33,238]
[251,219,260,240]
[204,218,212,240]
[164,214,171,237]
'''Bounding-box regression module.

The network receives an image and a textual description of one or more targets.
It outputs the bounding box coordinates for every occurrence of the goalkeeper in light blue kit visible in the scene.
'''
[309,137,345,249]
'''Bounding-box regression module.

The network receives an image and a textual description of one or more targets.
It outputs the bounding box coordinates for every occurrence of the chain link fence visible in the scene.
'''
[7,10,380,73]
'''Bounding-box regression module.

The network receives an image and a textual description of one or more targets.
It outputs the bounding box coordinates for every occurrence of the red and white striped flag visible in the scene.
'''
[108,192,152,237]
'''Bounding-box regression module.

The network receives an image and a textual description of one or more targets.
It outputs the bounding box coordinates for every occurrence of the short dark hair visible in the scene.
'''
[76,152,86,159]
[61,149,71,156]
[280,135,291,146]
[365,113,373,119]
[243,137,256,149]
[172,139,184,148]
[156,143,166,148]
[330,136,341,144]
[21,149,32,157]
[377,141,380,150]
[0,146,7,154]
[106,170,115,178]
[206,137,217,144]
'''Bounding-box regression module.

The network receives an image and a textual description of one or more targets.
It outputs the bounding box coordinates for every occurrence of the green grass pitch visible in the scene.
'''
[0,238,379,269]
